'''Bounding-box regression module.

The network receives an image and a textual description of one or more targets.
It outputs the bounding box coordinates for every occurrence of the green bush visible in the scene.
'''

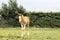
[28,12,60,28]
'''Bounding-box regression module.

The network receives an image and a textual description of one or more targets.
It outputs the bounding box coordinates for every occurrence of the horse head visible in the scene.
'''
[18,13,24,22]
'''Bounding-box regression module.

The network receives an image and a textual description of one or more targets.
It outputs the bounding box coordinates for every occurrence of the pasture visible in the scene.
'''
[0,27,60,40]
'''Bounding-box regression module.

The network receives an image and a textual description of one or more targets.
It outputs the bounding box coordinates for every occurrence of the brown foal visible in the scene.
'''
[18,13,30,37]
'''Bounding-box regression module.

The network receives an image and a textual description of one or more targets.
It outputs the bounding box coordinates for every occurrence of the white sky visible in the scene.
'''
[0,0,60,12]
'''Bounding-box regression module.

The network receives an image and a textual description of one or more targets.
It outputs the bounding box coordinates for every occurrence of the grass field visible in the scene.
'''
[0,27,60,40]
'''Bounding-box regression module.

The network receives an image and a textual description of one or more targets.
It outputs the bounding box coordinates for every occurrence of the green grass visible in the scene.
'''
[0,27,60,40]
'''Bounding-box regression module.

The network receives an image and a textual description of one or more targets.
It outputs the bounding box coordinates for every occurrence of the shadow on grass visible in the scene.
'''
[0,35,21,38]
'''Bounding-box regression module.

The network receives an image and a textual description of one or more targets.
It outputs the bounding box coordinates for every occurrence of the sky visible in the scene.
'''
[0,0,60,12]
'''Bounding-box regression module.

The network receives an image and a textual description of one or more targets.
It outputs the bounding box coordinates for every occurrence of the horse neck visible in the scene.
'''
[21,15,24,22]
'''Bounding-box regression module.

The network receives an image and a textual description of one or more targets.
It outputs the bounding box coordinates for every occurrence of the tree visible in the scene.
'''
[18,5,26,15]
[0,0,26,27]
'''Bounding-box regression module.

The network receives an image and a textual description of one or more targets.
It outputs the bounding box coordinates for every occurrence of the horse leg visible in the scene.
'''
[21,24,24,37]
[23,24,26,36]
[27,23,29,36]
[21,24,26,37]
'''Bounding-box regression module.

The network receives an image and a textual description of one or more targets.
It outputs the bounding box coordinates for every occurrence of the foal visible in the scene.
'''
[18,13,30,37]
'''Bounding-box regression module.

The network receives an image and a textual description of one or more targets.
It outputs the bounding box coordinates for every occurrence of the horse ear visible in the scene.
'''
[18,13,23,16]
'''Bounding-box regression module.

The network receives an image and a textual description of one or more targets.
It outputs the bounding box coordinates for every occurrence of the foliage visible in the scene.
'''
[0,0,60,28]
[0,0,26,27]
[29,12,60,28]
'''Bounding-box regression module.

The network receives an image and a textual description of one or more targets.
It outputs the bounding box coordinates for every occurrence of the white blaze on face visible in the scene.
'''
[19,16,22,22]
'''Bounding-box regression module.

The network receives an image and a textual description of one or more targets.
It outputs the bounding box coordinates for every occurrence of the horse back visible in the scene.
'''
[22,16,30,24]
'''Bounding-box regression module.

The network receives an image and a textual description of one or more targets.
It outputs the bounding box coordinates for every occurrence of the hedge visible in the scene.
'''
[28,12,60,28]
